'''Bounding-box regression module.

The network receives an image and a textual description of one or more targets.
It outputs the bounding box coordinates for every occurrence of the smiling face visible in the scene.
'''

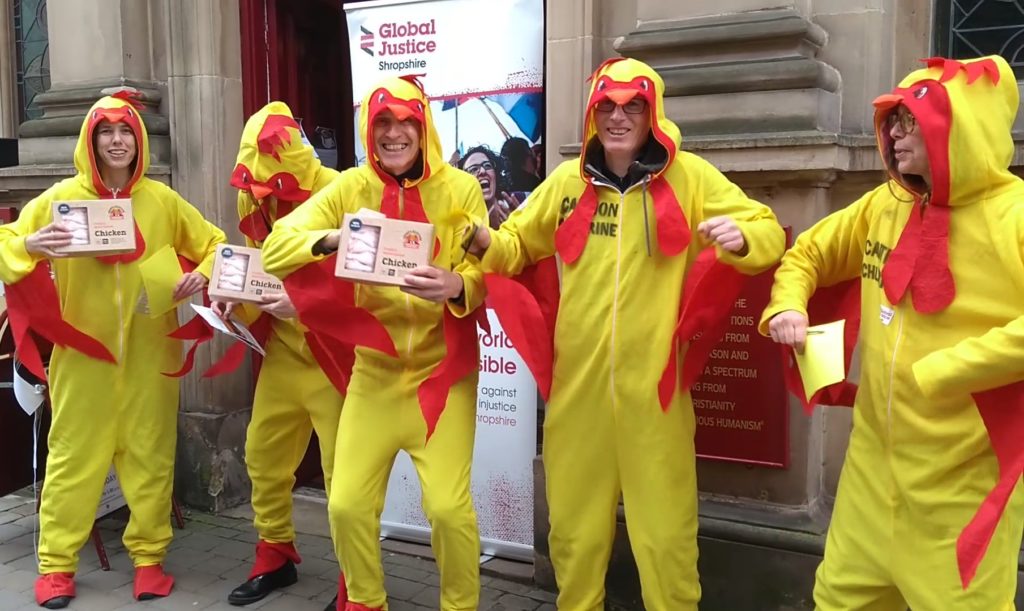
[372,109,421,176]
[593,98,651,164]
[462,151,497,202]
[94,120,137,172]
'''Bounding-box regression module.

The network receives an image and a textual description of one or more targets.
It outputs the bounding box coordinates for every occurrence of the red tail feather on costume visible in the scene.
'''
[781,278,861,413]
[483,257,560,401]
[162,256,219,378]
[554,184,598,264]
[658,248,748,409]
[649,178,691,257]
[7,265,115,380]
[283,256,397,358]
[956,381,1024,589]
[277,255,395,397]
[417,308,486,442]
[305,331,356,395]
[202,314,274,378]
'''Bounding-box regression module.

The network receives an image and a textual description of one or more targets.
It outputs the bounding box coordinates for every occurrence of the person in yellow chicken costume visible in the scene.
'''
[762,55,1024,610]
[261,75,487,611]
[211,102,345,607]
[470,57,785,611]
[0,92,225,609]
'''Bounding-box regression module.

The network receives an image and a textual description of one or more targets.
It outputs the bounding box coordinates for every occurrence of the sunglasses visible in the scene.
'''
[886,109,917,134]
[594,98,647,115]
[465,161,495,175]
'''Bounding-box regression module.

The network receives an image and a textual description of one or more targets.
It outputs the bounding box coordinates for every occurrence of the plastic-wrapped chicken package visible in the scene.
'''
[208,244,285,302]
[334,208,434,287]
[51,199,135,256]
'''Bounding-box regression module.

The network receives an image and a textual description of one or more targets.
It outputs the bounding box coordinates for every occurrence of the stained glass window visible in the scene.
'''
[14,0,49,122]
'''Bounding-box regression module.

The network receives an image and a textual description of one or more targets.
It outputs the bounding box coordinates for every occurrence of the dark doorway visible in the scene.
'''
[238,0,363,490]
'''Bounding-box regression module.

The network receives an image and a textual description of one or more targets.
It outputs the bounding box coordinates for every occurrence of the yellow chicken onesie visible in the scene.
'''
[0,94,225,608]
[760,55,1024,610]
[480,58,785,611]
[221,102,346,606]
[261,76,486,611]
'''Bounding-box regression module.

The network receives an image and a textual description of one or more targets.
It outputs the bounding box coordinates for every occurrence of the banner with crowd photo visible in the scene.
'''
[342,0,544,561]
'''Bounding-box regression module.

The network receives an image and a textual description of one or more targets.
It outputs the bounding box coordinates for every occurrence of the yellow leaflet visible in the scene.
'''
[138,244,182,317]
[795,319,846,399]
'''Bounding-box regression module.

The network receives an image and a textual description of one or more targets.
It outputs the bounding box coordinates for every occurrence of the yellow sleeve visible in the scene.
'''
[691,155,785,274]
[480,169,563,276]
[169,187,227,279]
[757,189,875,335]
[261,175,348,279]
[912,317,1024,397]
[912,219,1024,396]
[0,189,54,284]
[446,173,487,317]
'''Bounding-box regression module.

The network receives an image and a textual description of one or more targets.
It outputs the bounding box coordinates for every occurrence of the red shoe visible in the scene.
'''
[344,604,382,611]
[134,564,174,600]
[35,573,75,609]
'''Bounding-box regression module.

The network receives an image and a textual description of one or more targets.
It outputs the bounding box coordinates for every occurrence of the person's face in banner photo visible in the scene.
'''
[372,108,421,176]
[593,96,651,166]
[460,146,521,229]
[462,151,497,202]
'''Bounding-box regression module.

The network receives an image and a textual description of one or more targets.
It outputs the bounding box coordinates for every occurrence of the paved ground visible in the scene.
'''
[0,489,556,611]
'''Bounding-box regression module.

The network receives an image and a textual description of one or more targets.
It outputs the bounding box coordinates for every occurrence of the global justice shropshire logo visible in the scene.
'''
[360,19,438,72]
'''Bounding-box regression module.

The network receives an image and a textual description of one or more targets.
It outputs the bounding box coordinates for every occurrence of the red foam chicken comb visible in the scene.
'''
[922,57,1001,85]
[257,114,299,162]
[109,89,145,111]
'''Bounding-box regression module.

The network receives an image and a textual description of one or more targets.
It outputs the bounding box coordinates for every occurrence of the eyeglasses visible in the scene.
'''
[465,161,494,175]
[886,109,917,134]
[594,98,647,115]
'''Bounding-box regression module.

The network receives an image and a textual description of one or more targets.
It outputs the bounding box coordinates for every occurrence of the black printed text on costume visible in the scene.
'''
[558,196,622,237]
[862,238,893,288]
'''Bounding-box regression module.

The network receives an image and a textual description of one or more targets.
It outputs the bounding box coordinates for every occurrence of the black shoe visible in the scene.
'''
[323,595,337,611]
[41,596,72,610]
[227,561,298,606]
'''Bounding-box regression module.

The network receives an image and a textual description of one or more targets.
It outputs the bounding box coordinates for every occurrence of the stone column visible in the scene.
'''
[544,0,598,172]
[164,0,250,512]
[0,0,20,138]
[16,0,171,166]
